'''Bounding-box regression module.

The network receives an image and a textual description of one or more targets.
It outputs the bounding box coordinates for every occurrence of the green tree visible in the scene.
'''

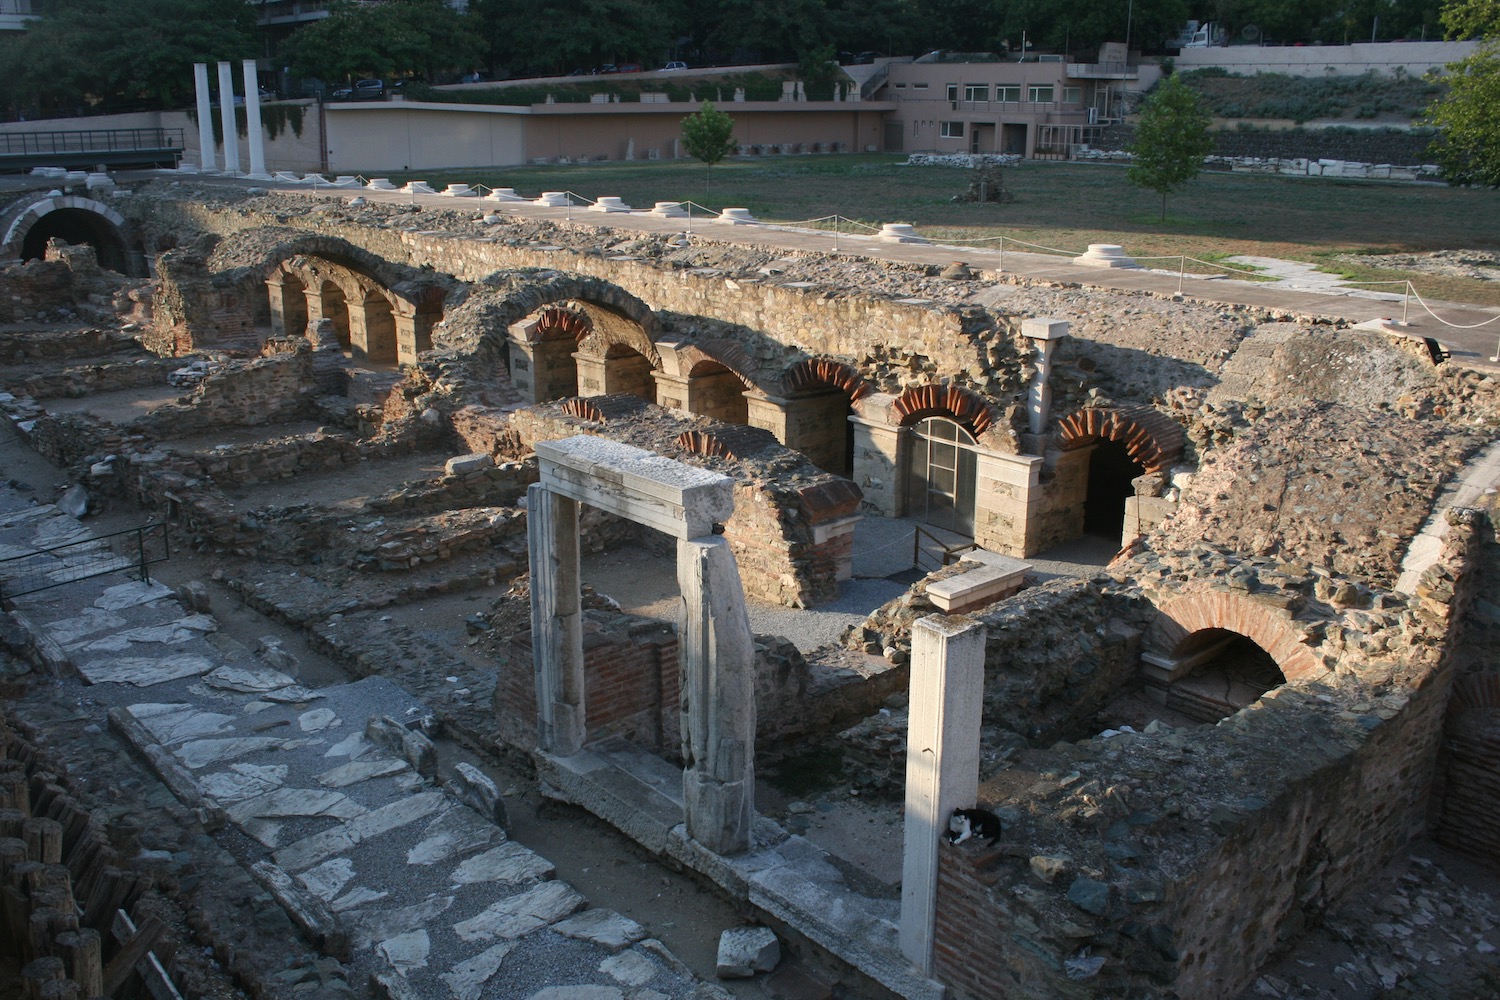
[1127,74,1215,220]
[0,0,255,116]
[281,0,483,85]
[1441,0,1500,37]
[681,100,736,188]
[1425,41,1500,186]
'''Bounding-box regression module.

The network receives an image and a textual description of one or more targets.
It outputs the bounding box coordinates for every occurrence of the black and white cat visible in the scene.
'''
[945,807,1003,846]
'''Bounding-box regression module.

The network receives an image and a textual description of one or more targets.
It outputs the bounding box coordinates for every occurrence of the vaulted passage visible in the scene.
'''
[1084,438,1145,540]
[21,208,137,275]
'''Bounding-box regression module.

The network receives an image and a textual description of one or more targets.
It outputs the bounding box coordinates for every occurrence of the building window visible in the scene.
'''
[1029,85,1055,103]
[913,82,929,90]
[894,82,907,89]
[963,84,989,102]
[945,83,958,102]
[913,120,920,136]
[1063,86,1082,103]
[940,121,965,138]
[996,86,1021,102]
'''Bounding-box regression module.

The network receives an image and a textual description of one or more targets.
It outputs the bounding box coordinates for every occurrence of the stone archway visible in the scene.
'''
[1145,590,1328,684]
[767,358,872,477]
[1054,404,1186,547]
[2,196,141,276]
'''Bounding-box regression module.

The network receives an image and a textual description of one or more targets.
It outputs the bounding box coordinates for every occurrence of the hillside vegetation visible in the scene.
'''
[1178,68,1446,124]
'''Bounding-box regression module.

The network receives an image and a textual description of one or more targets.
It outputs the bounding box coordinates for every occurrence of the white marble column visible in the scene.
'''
[1022,317,1069,436]
[528,483,585,755]
[679,535,756,855]
[242,59,269,178]
[193,63,216,171]
[899,614,987,975]
[217,61,241,175]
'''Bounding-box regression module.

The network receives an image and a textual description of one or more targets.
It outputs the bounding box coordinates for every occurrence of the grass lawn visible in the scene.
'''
[390,155,1500,306]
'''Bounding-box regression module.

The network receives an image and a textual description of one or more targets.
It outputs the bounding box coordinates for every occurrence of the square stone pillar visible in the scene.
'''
[1022,318,1069,436]
[973,450,1045,557]
[395,307,437,366]
[679,535,756,855]
[575,351,655,402]
[651,371,692,412]
[749,389,852,476]
[528,484,586,755]
[900,614,987,975]
[349,293,397,364]
[850,416,904,517]
[507,324,579,403]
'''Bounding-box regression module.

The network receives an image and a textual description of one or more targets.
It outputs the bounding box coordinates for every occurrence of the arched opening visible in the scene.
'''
[319,281,351,351]
[782,358,867,479]
[1162,628,1286,723]
[21,208,136,275]
[353,290,397,364]
[686,360,749,426]
[589,343,657,404]
[271,271,308,339]
[1084,438,1145,540]
[906,417,978,536]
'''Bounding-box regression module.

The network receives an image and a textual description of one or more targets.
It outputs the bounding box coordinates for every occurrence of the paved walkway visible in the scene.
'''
[205,175,1500,371]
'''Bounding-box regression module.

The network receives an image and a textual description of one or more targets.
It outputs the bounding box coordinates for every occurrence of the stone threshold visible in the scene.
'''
[536,739,945,1000]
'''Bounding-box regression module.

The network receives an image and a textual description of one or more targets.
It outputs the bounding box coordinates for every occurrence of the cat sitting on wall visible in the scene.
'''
[945,806,1002,846]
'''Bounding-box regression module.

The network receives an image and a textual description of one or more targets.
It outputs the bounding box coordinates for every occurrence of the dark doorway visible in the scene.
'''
[1083,439,1143,539]
[21,209,137,275]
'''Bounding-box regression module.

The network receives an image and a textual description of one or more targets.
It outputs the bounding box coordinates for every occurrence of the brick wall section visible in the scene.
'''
[499,618,681,754]
[0,329,143,368]
[129,348,317,440]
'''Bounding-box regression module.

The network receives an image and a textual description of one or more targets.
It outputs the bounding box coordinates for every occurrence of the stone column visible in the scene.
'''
[1022,317,1069,441]
[393,303,438,366]
[679,535,756,855]
[528,484,586,756]
[193,63,216,171]
[899,614,987,975]
[241,59,269,179]
[216,61,241,175]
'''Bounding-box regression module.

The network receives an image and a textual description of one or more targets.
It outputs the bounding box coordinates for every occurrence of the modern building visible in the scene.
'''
[0,0,41,32]
[873,43,1162,159]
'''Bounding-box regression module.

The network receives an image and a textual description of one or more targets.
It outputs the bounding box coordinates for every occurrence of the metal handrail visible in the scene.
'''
[0,521,170,603]
[912,523,977,574]
[0,128,185,157]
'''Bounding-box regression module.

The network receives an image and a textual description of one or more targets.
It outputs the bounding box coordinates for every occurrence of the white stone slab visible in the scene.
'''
[78,653,215,687]
[324,731,371,758]
[43,608,125,645]
[332,886,388,912]
[349,790,448,840]
[600,950,656,986]
[204,664,298,693]
[525,987,622,1000]
[317,757,407,788]
[298,857,356,901]
[379,929,430,973]
[590,196,631,212]
[535,436,734,540]
[95,580,175,610]
[717,207,758,225]
[366,178,398,190]
[299,708,339,732]
[442,183,478,197]
[452,881,585,942]
[345,897,453,951]
[650,201,688,218]
[1075,243,1140,268]
[402,181,436,194]
[552,909,646,952]
[69,614,217,652]
[441,942,516,1000]
[198,763,288,803]
[534,191,570,206]
[226,787,365,824]
[451,842,555,887]
[485,187,525,202]
[407,807,504,866]
[133,706,237,745]
[174,736,287,770]
[878,223,928,244]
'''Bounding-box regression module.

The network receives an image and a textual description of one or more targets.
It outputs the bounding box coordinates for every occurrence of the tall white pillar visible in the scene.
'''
[899,614,987,975]
[528,484,585,756]
[217,61,241,175]
[242,59,269,178]
[193,63,216,171]
[1022,317,1069,436]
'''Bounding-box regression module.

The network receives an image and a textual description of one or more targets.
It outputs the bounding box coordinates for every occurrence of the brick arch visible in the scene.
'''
[893,383,998,438]
[282,257,395,310]
[561,393,653,424]
[0,195,140,276]
[1056,405,1184,474]
[521,306,592,344]
[453,272,661,365]
[679,339,759,390]
[676,426,778,461]
[1146,591,1327,682]
[782,357,871,401]
[231,229,422,293]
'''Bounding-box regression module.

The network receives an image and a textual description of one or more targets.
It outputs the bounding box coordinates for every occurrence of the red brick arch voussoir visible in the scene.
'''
[1147,590,1328,682]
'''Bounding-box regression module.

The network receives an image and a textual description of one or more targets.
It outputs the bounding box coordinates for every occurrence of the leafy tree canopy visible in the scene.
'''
[1425,40,1500,185]
[681,99,736,182]
[1126,74,1215,219]
[1441,0,1500,37]
[281,0,484,84]
[0,0,255,115]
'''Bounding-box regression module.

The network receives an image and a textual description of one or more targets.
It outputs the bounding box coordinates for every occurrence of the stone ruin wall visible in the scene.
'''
[927,510,1488,1000]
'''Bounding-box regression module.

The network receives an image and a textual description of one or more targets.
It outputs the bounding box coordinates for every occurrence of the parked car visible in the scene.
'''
[331,84,354,99]
[355,79,385,99]
[615,62,643,73]
[661,61,688,71]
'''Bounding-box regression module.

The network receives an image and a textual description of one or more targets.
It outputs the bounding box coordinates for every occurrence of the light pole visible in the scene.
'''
[1126,0,1134,54]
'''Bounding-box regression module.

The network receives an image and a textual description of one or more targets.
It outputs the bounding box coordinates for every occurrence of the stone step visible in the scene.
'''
[925,550,1031,613]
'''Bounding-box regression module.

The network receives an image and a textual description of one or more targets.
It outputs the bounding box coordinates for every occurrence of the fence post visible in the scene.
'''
[1177,257,1186,297]
[998,237,1004,273]
[833,216,839,252]
[138,527,150,586]
[1402,283,1411,326]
